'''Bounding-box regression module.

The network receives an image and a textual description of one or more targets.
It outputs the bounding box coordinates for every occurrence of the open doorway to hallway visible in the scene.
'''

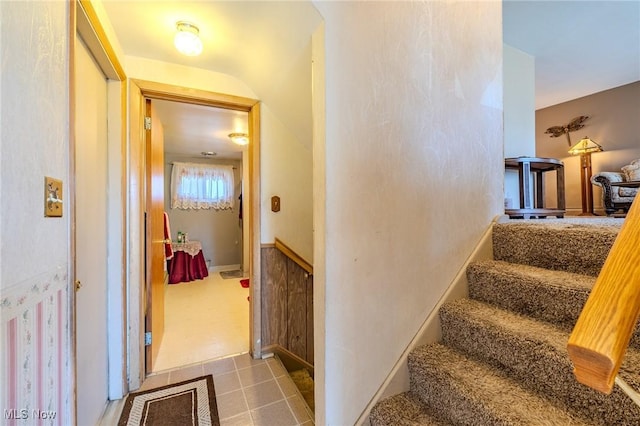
[151,99,252,372]
[152,272,251,371]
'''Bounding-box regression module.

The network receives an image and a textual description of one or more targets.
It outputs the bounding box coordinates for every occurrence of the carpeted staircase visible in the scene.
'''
[370,218,640,425]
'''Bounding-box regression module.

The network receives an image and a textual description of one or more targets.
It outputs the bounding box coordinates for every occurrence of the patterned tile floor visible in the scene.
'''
[101,353,314,425]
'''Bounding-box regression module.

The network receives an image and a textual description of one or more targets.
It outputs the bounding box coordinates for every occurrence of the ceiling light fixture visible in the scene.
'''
[174,21,203,56]
[229,133,249,146]
[200,151,217,157]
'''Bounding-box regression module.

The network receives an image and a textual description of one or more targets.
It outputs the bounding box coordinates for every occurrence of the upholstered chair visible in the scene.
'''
[591,159,639,215]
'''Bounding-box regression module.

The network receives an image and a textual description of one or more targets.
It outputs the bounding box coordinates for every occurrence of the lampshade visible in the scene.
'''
[174,21,202,56]
[568,137,603,155]
[229,133,249,146]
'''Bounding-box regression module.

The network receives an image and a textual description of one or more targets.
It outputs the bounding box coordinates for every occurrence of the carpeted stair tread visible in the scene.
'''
[370,218,637,425]
[440,298,640,425]
[409,343,596,425]
[467,259,593,328]
[370,392,452,426]
[492,220,621,276]
[467,259,640,349]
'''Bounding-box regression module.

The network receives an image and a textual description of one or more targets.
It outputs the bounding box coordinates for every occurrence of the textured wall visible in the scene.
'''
[313,2,503,424]
[260,105,314,262]
[1,2,69,286]
[124,57,314,261]
[124,56,257,99]
[536,81,640,213]
[0,1,71,423]
[503,44,535,208]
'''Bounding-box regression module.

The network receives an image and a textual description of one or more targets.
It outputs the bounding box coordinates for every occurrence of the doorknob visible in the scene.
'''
[75,280,82,291]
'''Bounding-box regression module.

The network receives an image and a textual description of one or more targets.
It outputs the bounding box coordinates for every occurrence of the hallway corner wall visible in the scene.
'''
[0,1,72,423]
[314,2,504,424]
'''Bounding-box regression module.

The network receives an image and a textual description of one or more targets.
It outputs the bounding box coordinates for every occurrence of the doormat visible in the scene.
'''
[117,375,219,426]
[219,270,243,279]
[240,278,250,288]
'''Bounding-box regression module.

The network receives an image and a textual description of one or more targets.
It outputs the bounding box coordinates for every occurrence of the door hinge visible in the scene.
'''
[144,116,151,130]
[145,332,152,346]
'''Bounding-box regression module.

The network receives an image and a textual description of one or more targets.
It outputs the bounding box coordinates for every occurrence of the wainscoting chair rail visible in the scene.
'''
[568,197,640,395]
[274,238,313,275]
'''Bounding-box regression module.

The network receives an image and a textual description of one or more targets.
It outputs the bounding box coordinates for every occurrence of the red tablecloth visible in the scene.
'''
[168,246,208,284]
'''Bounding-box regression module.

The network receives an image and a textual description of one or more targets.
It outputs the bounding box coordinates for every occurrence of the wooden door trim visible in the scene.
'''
[71,0,128,411]
[68,4,77,423]
[144,99,167,373]
[131,79,263,370]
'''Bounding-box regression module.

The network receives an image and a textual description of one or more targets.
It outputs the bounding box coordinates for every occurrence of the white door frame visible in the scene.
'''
[127,80,262,389]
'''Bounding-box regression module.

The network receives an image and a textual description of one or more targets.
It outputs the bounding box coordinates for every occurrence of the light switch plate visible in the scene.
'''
[271,196,280,212]
[44,177,63,217]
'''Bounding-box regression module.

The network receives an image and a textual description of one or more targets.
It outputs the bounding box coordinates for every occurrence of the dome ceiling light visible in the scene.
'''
[229,133,249,146]
[174,21,203,56]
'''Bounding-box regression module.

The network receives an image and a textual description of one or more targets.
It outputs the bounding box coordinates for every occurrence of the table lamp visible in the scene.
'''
[568,136,603,215]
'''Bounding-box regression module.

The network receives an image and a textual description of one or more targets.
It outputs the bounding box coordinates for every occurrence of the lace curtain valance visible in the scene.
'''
[171,162,235,210]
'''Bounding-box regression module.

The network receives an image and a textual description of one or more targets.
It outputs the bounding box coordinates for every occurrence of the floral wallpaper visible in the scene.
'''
[1,268,69,425]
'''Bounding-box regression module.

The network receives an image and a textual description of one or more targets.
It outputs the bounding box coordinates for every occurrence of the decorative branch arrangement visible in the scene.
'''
[545,115,590,146]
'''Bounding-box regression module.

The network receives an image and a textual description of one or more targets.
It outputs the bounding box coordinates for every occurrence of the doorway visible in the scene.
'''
[128,79,262,384]
[71,0,128,418]
[152,99,251,371]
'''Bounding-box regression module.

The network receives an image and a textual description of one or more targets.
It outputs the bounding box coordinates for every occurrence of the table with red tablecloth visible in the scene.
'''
[168,240,209,284]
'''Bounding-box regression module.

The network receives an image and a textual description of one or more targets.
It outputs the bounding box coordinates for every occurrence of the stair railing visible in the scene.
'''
[275,238,313,274]
[567,197,640,396]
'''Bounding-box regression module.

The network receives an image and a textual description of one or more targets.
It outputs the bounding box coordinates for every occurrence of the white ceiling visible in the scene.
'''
[152,100,248,160]
[100,1,640,155]
[101,0,322,159]
[503,0,640,110]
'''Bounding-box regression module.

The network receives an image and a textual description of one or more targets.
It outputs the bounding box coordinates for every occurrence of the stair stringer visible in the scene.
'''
[356,215,503,425]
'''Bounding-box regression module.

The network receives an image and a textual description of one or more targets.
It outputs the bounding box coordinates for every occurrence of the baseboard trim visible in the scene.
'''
[262,344,314,378]
[209,264,241,273]
[355,216,499,425]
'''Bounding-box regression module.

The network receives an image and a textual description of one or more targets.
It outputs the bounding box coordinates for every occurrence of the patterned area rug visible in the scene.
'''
[118,376,219,426]
[219,270,243,279]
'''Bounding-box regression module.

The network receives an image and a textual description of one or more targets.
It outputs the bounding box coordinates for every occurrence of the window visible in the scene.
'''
[171,162,235,210]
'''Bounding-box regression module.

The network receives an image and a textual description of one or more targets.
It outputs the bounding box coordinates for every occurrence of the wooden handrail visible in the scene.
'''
[274,238,313,275]
[567,197,640,394]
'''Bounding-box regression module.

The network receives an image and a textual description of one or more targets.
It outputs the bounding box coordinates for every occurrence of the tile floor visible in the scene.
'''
[100,271,314,425]
[154,271,251,371]
[102,353,314,425]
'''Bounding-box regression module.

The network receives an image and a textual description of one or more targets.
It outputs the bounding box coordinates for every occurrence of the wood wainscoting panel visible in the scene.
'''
[287,258,308,360]
[261,245,314,365]
[306,272,314,365]
[261,247,288,347]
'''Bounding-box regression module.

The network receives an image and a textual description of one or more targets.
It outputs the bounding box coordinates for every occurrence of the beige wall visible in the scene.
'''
[0,0,69,287]
[125,55,315,262]
[536,81,640,214]
[503,44,535,208]
[313,2,504,424]
[164,155,243,268]
[504,44,536,158]
[124,56,257,99]
[260,105,314,262]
